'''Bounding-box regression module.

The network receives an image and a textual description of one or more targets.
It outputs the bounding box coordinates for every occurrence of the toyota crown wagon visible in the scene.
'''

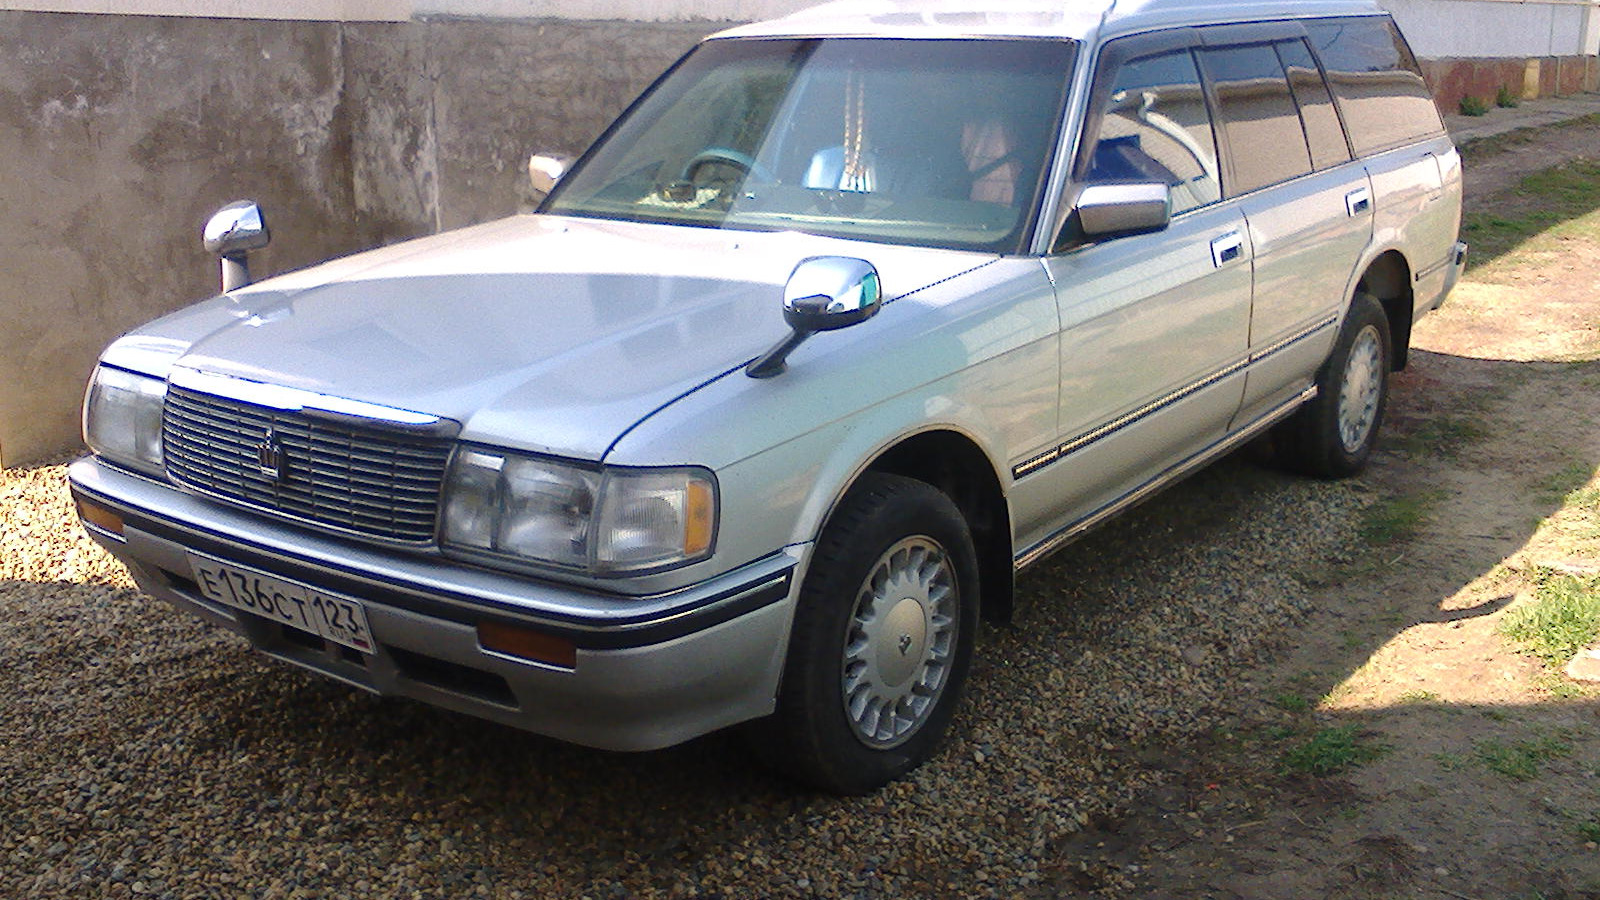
[71,0,1465,793]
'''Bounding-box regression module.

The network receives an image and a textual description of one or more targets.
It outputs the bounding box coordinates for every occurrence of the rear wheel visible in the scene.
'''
[748,473,979,794]
[1276,292,1392,478]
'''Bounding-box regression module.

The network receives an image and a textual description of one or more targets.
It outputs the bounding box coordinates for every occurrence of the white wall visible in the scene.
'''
[0,0,410,19]
[0,0,814,20]
[1382,0,1600,58]
[413,0,814,20]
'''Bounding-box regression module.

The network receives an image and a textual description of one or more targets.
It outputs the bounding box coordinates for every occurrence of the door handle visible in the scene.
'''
[1345,186,1371,217]
[1210,231,1244,268]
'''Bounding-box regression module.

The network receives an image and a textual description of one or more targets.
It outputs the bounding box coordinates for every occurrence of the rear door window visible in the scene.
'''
[1197,43,1312,195]
[1276,38,1352,169]
[1305,16,1444,155]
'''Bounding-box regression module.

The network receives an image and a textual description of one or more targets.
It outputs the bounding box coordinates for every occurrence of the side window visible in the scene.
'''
[1197,43,1312,195]
[1277,38,1352,170]
[1306,16,1444,156]
[1082,49,1221,216]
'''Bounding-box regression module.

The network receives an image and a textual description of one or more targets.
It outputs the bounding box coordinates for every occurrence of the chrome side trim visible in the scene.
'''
[1413,250,1456,283]
[1012,314,1336,479]
[1014,383,1318,570]
[168,367,459,436]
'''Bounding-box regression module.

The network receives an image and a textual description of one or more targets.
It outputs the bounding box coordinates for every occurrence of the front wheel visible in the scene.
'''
[1276,292,1392,478]
[747,473,980,794]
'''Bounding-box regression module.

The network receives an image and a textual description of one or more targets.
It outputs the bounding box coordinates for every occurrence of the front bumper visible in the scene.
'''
[68,457,798,752]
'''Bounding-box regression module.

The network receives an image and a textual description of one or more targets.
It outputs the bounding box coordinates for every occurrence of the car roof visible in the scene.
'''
[714,0,1387,42]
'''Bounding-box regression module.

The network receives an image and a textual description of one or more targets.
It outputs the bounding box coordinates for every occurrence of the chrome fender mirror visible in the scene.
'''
[747,256,882,379]
[203,200,270,292]
[528,153,574,199]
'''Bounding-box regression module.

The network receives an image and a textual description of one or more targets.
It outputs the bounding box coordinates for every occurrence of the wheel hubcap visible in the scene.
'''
[1338,325,1383,453]
[841,536,958,749]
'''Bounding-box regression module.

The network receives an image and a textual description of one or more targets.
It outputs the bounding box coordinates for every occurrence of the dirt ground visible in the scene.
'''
[1077,120,1600,898]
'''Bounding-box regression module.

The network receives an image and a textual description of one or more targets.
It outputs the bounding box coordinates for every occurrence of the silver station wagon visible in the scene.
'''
[72,0,1465,793]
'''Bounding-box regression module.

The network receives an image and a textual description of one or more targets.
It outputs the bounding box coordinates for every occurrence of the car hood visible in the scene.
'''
[141,215,995,460]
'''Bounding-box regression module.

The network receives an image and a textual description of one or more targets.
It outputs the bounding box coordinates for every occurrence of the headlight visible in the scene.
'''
[83,365,167,476]
[440,448,717,575]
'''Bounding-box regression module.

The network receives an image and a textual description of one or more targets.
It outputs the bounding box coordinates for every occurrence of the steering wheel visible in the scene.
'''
[681,147,774,184]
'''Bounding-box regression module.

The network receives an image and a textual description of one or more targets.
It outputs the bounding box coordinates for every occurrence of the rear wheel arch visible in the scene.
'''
[1356,251,1414,371]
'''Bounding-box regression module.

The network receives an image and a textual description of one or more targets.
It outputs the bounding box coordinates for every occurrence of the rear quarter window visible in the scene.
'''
[1305,16,1443,156]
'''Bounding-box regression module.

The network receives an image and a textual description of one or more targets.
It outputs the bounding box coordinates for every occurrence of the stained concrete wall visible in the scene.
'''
[0,10,715,466]
[2,2,1597,466]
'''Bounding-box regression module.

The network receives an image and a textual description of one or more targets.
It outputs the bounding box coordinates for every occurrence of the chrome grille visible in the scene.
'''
[162,385,453,544]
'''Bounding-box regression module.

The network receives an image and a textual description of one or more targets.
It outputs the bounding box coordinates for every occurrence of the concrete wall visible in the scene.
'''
[0,0,1596,465]
[1382,0,1600,111]
[0,10,715,466]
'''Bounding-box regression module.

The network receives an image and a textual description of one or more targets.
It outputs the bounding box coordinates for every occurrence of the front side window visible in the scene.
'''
[1080,49,1220,216]
[545,38,1076,254]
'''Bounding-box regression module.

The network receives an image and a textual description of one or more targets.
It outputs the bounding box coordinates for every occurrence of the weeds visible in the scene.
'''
[1281,725,1387,776]
[1461,160,1600,268]
[1396,689,1439,705]
[1499,572,1600,668]
[1359,493,1435,545]
[1460,95,1491,117]
[1272,693,1311,713]
[1496,85,1520,109]
[1473,733,1573,780]
[1394,414,1487,459]
[1576,815,1600,843]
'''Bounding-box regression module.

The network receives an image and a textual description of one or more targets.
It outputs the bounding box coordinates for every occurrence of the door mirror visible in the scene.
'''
[747,256,882,378]
[528,153,574,199]
[1076,183,1171,239]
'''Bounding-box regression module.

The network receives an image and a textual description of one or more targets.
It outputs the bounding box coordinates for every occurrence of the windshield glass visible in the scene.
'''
[544,38,1076,254]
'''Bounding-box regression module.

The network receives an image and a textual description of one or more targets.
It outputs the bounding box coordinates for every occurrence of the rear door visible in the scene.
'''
[1195,28,1374,425]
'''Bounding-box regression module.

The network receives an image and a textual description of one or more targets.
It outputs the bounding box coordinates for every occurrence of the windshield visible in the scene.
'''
[544,38,1076,254]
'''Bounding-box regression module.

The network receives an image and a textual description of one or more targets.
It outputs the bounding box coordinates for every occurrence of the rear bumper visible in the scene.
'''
[1431,240,1469,311]
[68,457,797,751]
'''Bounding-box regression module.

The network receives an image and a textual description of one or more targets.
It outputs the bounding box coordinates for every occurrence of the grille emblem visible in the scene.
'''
[255,429,287,482]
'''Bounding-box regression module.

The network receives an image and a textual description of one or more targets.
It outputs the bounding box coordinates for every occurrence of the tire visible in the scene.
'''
[1276,292,1392,479]
[747,473,980,795]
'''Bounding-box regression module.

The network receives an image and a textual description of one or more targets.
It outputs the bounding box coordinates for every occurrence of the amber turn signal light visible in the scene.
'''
[75,497,125,539]
[477,620,577,669]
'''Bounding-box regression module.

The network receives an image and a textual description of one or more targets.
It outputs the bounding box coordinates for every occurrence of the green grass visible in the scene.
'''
[1496,86,1520,109]
[1499,573,1600,668]
[1577,815,1600,843]
[1460,114,1600,163]
[1538,461,1596,504]
[1460,95,1491,117]
[1462,160,1600,269]
[1396,689,1439,705]
[1272,692,1312,713]
[1281,725,1387,776]
[1473,734,1573,781]
[1393,415,1488,460]
[1359,493,1436,545]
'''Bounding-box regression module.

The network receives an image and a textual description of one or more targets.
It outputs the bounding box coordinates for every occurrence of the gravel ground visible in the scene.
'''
[2,449,1367,898]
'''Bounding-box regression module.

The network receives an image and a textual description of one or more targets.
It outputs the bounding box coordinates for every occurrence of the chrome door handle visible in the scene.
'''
[1345,186,1371,217]
[1210,231,1244,268]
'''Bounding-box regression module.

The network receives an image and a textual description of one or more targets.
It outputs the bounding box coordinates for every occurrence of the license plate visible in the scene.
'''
[188,554,374,653]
